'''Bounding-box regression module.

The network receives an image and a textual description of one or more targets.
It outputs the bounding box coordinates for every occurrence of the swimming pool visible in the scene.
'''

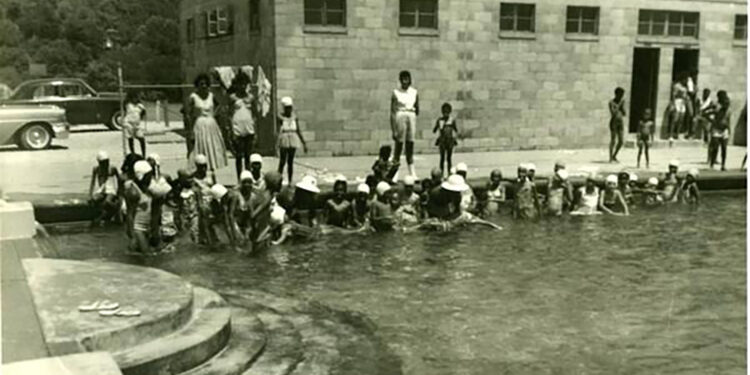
[48,192,746,375]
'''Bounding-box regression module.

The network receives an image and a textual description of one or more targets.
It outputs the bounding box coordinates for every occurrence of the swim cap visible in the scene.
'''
[133,161,152,181]
[404,175,416,186]
[334,174,347,184]
[96,151,109,161]
[280,96,293,107]
[647,177,659,186]
[250,153,263,164]
[606,175,618,184]
[527,163,537,171]
[210,184,228,200]
[194,154,208,165]
[376,181,391,196]
[456,163,468,172]
[629,173,638,182]
[357,183,370,194]
[240,170,253,181]
[668,159,680,168]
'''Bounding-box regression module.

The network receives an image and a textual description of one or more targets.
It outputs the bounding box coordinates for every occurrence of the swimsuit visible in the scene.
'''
[577,186,599,214]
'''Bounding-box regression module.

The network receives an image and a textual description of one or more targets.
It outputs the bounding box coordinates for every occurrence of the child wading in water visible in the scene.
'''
[124,91,147,156]
[662,160,681,203]
[433,102,459,176]
[325,175,353,228]
[679,168,701,205]
[599,175,630,216]
[637,108,654,168]
[277,96,307,184]
[512,164,540,220]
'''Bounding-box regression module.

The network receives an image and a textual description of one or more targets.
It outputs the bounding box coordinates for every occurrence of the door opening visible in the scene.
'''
[629,48,660,133]
[672,48,699,89]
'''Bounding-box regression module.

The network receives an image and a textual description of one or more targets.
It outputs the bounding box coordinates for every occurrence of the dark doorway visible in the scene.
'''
[629,48,660,133]
[672,49,699,86]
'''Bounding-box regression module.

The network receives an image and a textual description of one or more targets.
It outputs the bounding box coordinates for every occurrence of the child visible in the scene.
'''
[325,175,352,228]
[572,174,600,215]
[176,169,201,243]
[637,108,654,168]
[124,90,147,156]
[290,175,320,228]
[662,160,680,202]
[89,151,120,226]
[709,91,731,171]
[455,163,475,212]
[679,168,700,204]
[617,172,634,205]
[393,190,420,226]
[485,169,506,215]
[370,182,395,232]
[401,175,421,215]
[512,164,540,220]
[546,169,570,216]
[231,85,256,181]
[277,96,307,184]
[599,175,629,216]
[352,183,371,228]
[642,177,664,207]
[372,145,399,184]
[433,102,458,176]
[609,87,627,162]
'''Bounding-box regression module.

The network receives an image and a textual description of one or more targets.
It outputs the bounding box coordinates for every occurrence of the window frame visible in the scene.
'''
[565,6,599,35]
[399,0,439,30]
[248,0,261,32]
[735,14,747,40]
[186,17,195,43]
[637,9,700,39]
[304,0,347,27]
[206,7,232,38]
[499,3,536,33]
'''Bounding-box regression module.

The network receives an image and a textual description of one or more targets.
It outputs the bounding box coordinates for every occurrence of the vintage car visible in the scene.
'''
[3,78,123,130]
[0,104,70,150]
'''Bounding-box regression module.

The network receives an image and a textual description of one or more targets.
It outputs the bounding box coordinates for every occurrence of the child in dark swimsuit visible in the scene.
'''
[679,168,701,205]
[433,102,459,176]
[599,175,629,216]
[352,183,371,228]
[325,175,353,228]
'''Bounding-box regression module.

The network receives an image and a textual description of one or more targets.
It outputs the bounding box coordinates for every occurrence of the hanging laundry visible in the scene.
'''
[240,65,255,97]
[256,66,272,117]
[213,66,236,90]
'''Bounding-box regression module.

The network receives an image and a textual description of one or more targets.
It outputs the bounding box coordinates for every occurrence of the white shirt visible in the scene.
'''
[393,87,418,112]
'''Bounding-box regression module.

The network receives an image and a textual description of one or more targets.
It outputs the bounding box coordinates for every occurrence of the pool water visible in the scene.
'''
[48,192,747,375]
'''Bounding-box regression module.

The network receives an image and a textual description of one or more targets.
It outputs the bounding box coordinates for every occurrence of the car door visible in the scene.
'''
[58,82,98,125]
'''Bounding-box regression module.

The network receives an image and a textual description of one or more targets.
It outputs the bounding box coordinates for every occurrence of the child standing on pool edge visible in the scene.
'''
[637,108,655,169]
[433,102,459,177]
[277,96,307,184]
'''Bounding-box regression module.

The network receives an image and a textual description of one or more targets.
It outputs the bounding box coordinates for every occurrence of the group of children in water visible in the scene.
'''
[88,144,701,256]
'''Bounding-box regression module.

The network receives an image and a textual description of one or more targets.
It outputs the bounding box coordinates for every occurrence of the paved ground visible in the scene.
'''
[0,121,745,198]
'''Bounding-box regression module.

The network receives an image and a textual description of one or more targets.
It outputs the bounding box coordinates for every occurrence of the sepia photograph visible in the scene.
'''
[0,0,747,374]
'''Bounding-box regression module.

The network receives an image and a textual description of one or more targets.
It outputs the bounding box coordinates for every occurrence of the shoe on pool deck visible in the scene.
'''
[99,308,122,317]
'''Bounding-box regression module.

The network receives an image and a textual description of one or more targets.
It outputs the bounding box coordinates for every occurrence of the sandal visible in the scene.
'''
[97,300,119,310]
[116,309,142,317]
[99,308,121,317]
[78,301,102,312]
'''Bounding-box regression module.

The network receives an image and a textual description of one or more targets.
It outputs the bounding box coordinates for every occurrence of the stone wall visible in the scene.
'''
[181,0,747,156]
[273,0,746,156]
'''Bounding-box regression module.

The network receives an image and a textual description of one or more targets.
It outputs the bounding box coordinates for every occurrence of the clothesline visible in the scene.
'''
[212,65,273,118]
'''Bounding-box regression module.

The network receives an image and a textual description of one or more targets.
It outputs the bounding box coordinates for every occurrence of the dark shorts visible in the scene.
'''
[637,133,650,146]
[233,134,255,157]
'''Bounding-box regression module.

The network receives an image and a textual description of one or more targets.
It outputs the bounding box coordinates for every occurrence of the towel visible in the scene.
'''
[240,65,254,83]
[213,66,236,90]
[256,66,272,117]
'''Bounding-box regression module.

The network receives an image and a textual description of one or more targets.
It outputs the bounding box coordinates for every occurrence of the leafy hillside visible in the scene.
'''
[0,0,180,91]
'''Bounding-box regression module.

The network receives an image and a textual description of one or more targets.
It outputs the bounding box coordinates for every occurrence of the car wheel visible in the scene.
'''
[19,123,52,150]
[106,110,123,130]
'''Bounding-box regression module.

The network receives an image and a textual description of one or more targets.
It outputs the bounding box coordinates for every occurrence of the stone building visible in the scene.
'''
[180,0,747,156]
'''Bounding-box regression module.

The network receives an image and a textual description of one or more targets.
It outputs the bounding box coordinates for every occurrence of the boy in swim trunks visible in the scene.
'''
[370,182,395,232]
[636,108,654,169]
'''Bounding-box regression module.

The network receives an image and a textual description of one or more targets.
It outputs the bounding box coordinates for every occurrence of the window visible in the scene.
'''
[399,0,438,29]
[249,0,261,32]
[304,0,346,27]
[735,14,747,40]
[500,3,535,32]
[638,10,699,38]
[186,18,195,42]
[206,7,231,37]
[566,6,598,35]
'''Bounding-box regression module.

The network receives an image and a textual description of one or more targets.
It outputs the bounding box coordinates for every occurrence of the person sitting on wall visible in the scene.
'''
[89,151,121,227]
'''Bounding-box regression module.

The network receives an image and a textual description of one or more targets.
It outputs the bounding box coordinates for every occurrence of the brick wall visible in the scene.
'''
[273,0,746,156]
[182,0,747,156]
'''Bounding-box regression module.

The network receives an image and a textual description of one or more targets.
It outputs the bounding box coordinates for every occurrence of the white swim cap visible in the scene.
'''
[194,154,208,165]
[669,159,680,167]
[376,181,391,196]
[647,177,659,186]
[133,161,152,181]
[280,96,293,107]
[456,162,468,172]
[96,150,109,161]
[210,184,228,200]
[606,174,618,184]
[629,173,638,182]
[334,174,347,184]
[240,170,253,181]
[250,153,263,164]
[357,183,370,194]
[527,163,537,171]
[404,175,416,186]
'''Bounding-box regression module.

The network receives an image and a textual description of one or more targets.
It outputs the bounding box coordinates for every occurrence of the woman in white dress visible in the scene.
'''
[187,73,228,180]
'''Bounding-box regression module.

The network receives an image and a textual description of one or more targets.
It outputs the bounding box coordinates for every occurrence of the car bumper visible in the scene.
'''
[52,122,70,139]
